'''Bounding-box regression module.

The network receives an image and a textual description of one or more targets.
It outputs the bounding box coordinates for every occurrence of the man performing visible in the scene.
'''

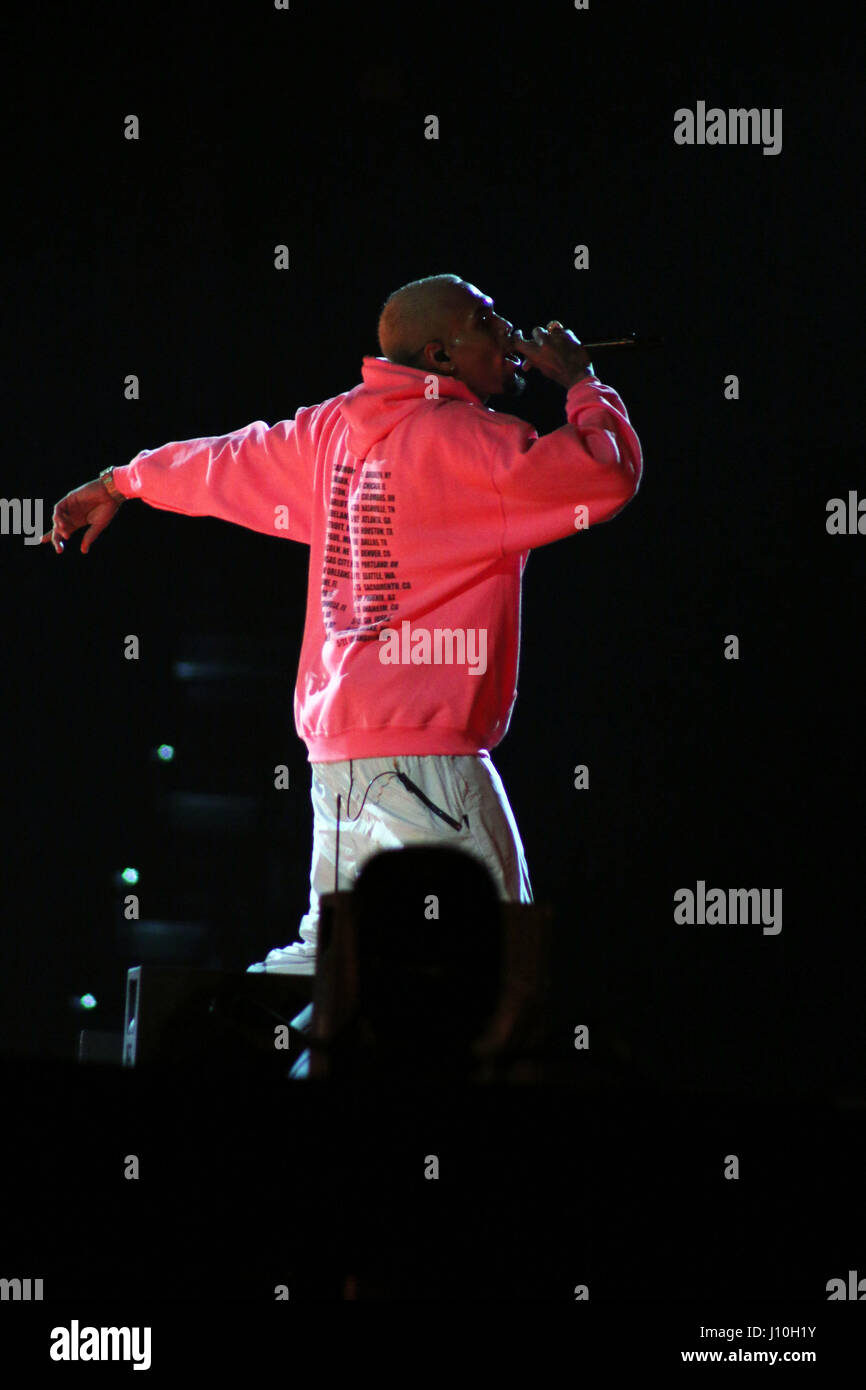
[42,274,643,978]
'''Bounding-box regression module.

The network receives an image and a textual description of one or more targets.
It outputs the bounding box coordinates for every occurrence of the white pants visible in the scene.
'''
[297,751,533,954]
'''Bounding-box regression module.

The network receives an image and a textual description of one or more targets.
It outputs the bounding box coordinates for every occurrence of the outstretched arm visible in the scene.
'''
[40,408,321,554]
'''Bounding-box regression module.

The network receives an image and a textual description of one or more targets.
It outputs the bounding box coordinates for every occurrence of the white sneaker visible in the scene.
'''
[246,942,317,975]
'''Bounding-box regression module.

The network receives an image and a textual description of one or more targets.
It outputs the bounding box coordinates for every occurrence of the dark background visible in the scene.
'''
[2,1,862,1100]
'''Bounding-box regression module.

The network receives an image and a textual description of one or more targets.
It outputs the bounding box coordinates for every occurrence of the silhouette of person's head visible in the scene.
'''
[351,846,502,1072]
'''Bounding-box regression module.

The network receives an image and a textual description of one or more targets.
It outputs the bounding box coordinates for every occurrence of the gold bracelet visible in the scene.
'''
[99,467,125,504]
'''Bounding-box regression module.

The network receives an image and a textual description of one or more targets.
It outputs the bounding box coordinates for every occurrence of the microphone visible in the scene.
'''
[579,333,664,350]
[515,330,664,350]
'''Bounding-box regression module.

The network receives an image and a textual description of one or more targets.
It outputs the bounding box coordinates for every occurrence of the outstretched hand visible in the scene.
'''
[40,479,122,554]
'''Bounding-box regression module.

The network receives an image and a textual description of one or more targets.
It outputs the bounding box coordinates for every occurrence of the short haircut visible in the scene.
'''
[377,273,466,367]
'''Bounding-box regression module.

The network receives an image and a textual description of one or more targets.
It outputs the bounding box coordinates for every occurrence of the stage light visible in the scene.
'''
[156,743,175,762]
[121,867,139,885]
[69,992,98,1012]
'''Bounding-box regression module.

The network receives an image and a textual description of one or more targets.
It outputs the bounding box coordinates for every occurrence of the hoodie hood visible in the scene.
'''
[340,356,482,460]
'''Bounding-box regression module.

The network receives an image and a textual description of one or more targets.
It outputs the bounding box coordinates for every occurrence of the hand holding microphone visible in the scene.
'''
[512,322,595,388]
[513,323,663,388]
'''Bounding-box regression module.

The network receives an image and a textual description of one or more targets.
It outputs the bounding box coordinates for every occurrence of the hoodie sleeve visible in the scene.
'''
[109,406,322,546]
[478,374,643,555]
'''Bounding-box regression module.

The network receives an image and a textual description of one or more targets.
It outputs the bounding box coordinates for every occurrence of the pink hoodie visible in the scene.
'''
[112,358,643,762]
